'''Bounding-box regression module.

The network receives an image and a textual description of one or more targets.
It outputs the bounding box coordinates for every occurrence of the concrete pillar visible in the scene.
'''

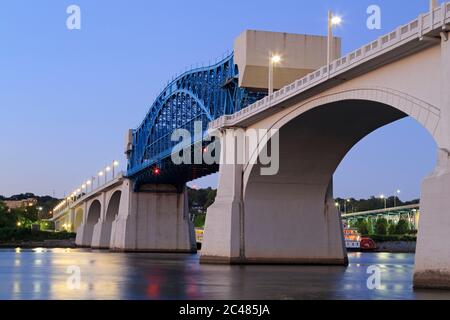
[201,122,348,265]
[91,221,112,249]
[414,34,450,289]
[200,163,244,263]
[75,202,91,247]
[110,180,196,252]
[414,150,450,289]
[91,193,110,249]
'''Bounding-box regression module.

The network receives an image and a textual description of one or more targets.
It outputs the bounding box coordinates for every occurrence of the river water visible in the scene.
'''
[0,249,449,300]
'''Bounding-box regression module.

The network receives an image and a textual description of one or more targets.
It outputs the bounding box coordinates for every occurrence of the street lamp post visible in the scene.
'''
[430,0,438,11]
[113,160,119,179]
[335,202,341,213]
[394,189,401,207]
[380,194,387,209]
[327,11,342,72]
[98,171,104,187]
[105,166,111,182]
[343,199,350,214]
[268,54,281,95]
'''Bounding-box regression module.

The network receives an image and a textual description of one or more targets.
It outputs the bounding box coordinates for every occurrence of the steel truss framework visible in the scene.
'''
[127,53,265,188]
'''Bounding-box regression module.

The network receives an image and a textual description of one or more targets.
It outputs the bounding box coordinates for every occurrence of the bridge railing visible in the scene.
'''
[209,2,450,130]
[52,161,125,218]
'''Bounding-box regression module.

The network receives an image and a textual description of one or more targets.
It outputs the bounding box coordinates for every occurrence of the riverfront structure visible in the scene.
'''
[52,3,450,289]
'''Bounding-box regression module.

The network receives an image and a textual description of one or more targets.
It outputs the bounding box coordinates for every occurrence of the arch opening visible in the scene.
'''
[104,191,122,246]
[84,200,101,245]
[242,99,438,263]
[74,208,84,231]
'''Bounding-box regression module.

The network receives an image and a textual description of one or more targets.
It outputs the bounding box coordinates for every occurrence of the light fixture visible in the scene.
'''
[271,55,281,64]
[331,15,342,26]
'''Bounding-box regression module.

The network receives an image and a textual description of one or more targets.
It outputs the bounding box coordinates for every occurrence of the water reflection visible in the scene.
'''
[1,249,450,300]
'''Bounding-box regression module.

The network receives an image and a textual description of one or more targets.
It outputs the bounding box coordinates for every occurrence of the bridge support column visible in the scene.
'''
[110,182,196,253]
[414,150,450,289]
[91,221,112,249]
[414,34,450,289]
[200,164,244,263]
[201,163,347,265]
[75,203,91,247]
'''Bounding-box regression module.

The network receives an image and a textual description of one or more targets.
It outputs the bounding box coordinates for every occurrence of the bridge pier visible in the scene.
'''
[91,220,113,249]
[110,182,196,253]
[75,203,93,247]
[414,149,450,289]
[201,161,348,265]
[414,34,450,289]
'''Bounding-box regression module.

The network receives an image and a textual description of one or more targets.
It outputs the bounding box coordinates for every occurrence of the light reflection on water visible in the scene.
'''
[0,249,450,300]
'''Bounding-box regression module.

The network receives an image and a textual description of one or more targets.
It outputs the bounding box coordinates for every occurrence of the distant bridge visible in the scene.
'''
[341,203,420,219]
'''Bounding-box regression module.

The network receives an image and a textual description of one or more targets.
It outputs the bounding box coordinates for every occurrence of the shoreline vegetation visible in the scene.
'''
[1,190,419,252]
[0,228,76,248]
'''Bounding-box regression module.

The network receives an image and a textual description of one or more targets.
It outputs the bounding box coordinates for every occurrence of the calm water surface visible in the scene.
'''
[1,248,449,300]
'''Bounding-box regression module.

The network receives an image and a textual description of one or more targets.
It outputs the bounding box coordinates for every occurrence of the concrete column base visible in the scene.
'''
[200,163,348,266]
[91,221,113,249]
[414,153,450,289]
[201,197,348,266]
[110,184,197,253]
[75,223,95,247]
[200,199,242,263]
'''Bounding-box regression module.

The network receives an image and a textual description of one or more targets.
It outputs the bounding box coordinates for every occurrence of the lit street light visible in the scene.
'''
[98,171,104,186]
[344,199,351,214]
[394,189,401,207]
[105,166,111,181]
[335,202,341,213]
[327,10,342,71]
[113,160,119,178]
[268,54,281,95]
[380,194,387,209]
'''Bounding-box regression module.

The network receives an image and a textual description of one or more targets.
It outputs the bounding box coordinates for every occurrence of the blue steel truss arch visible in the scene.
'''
[127,53,265,187]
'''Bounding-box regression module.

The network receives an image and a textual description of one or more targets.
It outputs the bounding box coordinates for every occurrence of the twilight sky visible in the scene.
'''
[0,0,437,200]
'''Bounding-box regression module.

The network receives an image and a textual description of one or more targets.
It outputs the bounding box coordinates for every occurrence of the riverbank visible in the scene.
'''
[375,241,416,253]
[0,239,76,248]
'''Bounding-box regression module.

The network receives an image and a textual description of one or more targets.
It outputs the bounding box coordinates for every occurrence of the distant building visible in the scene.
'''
[4,198,37,210]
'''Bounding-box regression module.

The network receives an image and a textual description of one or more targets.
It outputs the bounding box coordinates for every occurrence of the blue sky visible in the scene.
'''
[0,0,437,200]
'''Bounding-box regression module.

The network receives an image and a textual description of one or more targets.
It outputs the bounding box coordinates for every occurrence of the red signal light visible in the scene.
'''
[153,167,161,175]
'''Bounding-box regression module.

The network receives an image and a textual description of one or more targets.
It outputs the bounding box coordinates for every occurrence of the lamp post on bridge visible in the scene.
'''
[394,189,401,207]
[430,0,438,11]
[112,160,119,179]
[268,54,281,95]
[344,199,351,214]
[380,194,387,209]
[327,10,342,72]
[98,171,104,187]
[335,202,341,213]
[105,166,111,182]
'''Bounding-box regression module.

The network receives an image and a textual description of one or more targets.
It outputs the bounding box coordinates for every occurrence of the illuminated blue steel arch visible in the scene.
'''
[127,53,265,185]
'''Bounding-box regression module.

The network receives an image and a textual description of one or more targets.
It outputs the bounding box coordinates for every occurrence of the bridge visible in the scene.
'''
[52,2,450,289]
[341,204,420,230]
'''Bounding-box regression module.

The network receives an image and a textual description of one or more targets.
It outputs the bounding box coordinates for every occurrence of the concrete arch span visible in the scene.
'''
[91,189,123,249]
[76,200,102,247]
[201,86,450,288]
